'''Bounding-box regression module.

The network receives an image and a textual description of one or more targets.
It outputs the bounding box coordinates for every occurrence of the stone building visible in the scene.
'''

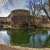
[0,9,30,29]
[49,0,50,10]
[0,17,10,28]
[8,9,30,28]
[0,9,49,29]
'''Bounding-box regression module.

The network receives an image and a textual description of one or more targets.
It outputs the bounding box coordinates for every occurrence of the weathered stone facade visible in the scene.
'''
[8,9,30,28]
[0,9,50,29]
[0,17,10,28]
[0,9,30,29]
[49,0,50,10]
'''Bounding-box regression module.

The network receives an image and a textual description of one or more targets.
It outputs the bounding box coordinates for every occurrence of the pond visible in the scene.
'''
[29,30,50,48]
[0,29,50,48]
[0,30,10,46]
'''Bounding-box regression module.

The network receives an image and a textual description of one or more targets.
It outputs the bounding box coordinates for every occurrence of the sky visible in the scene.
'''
[0,0,27,17]
[0,0,48,17]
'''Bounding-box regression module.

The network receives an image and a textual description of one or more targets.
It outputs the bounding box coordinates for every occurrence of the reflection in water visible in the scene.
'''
[0,30,50,47]
[0,30,10,46]
[48,31,50,35]
[29,30,50,48]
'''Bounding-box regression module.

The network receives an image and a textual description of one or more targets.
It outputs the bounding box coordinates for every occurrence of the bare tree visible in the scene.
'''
[26,0,50,19]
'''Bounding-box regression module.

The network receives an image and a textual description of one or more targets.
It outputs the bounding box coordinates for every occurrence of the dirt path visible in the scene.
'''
[0,44,50,50]
[0,45,18,50]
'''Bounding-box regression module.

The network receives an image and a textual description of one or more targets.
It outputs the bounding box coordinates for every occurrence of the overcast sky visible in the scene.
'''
[0,0,48,17]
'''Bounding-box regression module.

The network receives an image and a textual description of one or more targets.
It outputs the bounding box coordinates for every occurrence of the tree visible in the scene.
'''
[26,0,50,19]
[26,0,42,16]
